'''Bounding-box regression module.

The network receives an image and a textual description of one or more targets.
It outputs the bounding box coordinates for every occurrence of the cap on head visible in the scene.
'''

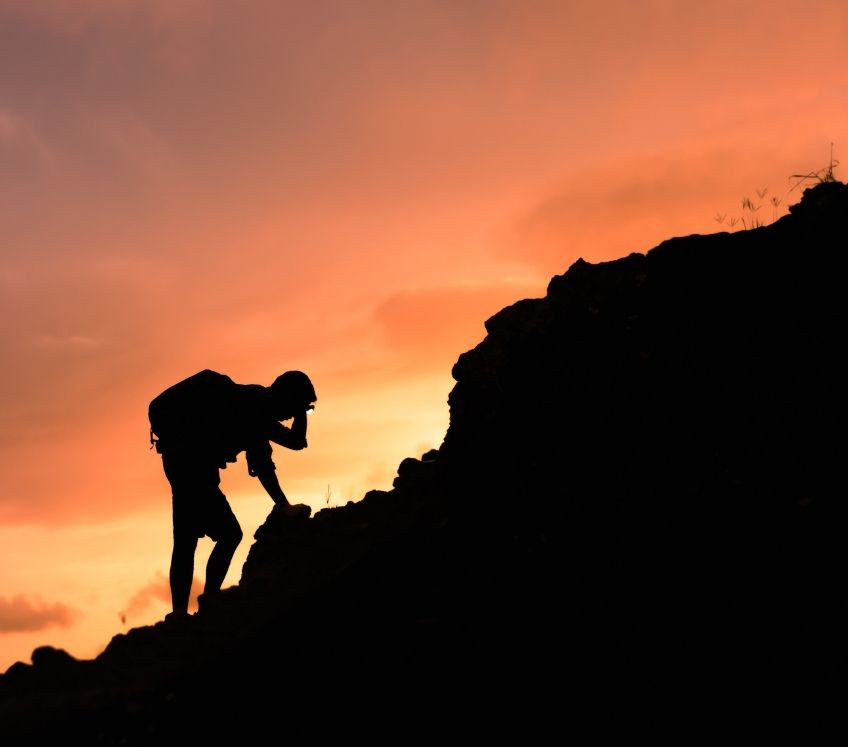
[270,370,316,411]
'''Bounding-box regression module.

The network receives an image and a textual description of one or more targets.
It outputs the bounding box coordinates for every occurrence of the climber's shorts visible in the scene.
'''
[162,451,240,542]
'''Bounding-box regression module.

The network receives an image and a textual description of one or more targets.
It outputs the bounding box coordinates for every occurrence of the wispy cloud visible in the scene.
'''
[119,571,202,625]
[0,108,52,164]
[0,594,78,632]
[83,110,177,180]
[500,145,819,275]
[0,110,17,141]
[0,0,208,37]
[32,334,103,349]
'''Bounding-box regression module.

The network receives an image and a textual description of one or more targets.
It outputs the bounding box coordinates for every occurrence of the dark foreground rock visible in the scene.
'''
[2,181,847,739]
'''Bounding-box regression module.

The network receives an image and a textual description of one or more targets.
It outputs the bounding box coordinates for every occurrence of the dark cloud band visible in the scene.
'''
[0,595,78,633]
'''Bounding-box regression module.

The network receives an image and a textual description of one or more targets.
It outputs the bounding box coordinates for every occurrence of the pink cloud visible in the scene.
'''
[0,594,78,632]
[118,571,202,625]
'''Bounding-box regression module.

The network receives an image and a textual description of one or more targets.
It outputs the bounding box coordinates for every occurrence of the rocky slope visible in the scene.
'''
[2,181,847,739]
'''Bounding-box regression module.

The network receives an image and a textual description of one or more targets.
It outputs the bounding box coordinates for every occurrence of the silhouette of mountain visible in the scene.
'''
[2,181,846,739]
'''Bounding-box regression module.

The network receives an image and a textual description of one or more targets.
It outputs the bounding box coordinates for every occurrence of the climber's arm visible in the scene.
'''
[268,411,308,450]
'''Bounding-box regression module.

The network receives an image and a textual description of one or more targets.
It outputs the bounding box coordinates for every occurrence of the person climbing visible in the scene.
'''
[148,369,316,619]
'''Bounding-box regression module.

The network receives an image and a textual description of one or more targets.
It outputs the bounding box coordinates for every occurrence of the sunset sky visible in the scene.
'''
[1,0,846,670]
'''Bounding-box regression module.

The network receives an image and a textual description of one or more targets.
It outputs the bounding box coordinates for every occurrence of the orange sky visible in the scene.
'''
[1,0,846,670]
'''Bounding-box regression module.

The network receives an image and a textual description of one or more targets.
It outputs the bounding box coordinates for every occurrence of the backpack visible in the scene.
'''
[148,369,237,454]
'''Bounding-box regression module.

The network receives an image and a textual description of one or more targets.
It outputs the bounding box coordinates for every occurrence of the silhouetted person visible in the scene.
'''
[148,369,316,619]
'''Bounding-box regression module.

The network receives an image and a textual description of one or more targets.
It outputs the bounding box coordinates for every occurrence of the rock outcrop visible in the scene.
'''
[2,181,847,739]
